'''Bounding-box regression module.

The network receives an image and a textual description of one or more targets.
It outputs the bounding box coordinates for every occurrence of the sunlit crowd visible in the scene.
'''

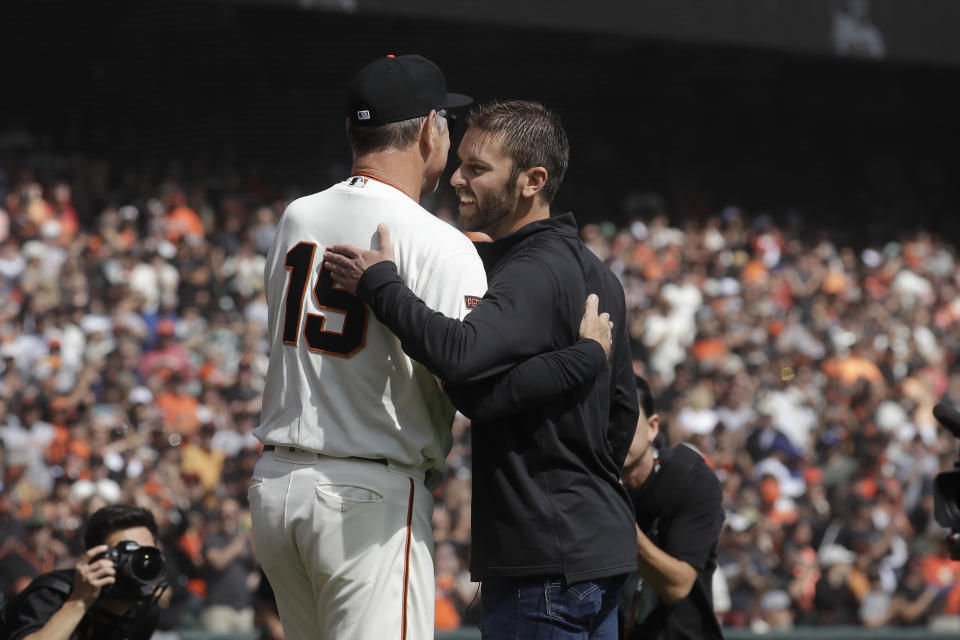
[0,151,958,636]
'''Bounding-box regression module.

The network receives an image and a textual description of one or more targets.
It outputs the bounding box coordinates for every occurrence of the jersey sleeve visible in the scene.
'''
[358,254,562,384]
[661,461,725,571]
[444,339,607,421]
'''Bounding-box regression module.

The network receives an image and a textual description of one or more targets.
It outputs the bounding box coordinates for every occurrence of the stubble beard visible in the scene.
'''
[460,172,519,234]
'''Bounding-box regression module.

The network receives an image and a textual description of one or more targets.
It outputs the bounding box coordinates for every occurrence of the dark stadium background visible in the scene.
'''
[4,0,960,244]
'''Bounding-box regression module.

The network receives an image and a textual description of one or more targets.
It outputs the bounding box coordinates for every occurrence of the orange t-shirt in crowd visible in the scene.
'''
[434,575,461,631]
[156,391,201,434]
[693,337,728,363]
[822,356,883,386]
[742,259,768,286]
[166,206,204,243]
[821,270,849,296]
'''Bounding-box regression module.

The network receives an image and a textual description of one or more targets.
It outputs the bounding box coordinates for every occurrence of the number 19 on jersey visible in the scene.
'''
[281,242,369,357]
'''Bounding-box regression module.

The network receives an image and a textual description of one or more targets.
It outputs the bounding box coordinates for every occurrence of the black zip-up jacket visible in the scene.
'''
[357,213,639,582]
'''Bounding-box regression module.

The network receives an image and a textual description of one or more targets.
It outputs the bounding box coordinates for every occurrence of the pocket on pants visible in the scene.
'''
[544,578,603,625]
[315,482,384,511]
[248,475,264,492]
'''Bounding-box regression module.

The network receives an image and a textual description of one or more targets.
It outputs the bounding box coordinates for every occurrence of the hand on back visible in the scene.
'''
[324,224,396,294]
[579,293,613,359]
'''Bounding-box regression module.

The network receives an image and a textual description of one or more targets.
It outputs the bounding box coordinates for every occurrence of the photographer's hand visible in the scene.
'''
[22,546,117,640]
[71,545,116,605]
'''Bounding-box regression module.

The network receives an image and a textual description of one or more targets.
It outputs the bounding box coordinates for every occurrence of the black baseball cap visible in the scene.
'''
[348,54,472,127]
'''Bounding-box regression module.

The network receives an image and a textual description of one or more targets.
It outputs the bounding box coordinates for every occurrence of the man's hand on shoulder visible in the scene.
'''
[578,294,612,359]
[324,224,396,294]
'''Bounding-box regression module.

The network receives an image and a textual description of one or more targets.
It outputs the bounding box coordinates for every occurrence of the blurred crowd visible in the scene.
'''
[0,151,959,636]
[579,200,960,632]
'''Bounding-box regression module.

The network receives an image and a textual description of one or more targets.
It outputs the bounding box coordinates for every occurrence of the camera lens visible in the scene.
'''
[129,546,165,582]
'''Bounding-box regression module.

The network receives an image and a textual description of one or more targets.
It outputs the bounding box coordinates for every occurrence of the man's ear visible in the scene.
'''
[649,414,661,444]
[419,109,438,156]
[519,167,548,199]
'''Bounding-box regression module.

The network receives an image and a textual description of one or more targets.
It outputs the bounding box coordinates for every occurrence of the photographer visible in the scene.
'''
[620,376,725,639]
[0,504,166,640]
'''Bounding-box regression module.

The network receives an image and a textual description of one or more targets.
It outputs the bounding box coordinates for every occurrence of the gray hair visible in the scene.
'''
[348,111,446,156]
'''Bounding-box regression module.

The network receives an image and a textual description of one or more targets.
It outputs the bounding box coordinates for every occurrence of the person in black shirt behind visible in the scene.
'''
[0,504,166,640]
[620,376,725,639]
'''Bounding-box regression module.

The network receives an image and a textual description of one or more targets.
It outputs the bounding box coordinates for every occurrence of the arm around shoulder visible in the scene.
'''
[445,291,612,420]
[358,251,562,383]
[445,338,607,421]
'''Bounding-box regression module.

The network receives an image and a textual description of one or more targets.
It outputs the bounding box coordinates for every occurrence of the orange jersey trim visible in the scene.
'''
[353,172,406,196]
[401,478,414,639]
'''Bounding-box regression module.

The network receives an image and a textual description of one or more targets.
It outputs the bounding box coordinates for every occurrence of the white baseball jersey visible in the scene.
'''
[255,176,487,475]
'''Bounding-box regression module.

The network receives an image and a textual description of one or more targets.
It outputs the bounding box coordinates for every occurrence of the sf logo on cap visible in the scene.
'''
[357,110,371,120]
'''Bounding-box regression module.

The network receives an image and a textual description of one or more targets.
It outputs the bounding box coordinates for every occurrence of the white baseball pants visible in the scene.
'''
[249,447,435,640]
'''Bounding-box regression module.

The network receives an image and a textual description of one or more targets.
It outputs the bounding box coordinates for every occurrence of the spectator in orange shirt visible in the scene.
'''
[155,373,201,436]
[164,190,205,245]
[822,344,884,387]
[433,542,476,631]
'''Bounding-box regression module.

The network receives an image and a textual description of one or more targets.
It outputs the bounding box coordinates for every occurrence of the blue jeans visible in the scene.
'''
[480,575,626,639]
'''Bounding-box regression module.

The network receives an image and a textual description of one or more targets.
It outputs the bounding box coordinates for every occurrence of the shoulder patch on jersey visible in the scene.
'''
[464,295,482,309]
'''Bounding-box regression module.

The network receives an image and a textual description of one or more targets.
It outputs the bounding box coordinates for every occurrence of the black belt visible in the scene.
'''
[263,445,388,466]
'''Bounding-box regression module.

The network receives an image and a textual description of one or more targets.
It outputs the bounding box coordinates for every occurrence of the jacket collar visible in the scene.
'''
[475,212,579,271]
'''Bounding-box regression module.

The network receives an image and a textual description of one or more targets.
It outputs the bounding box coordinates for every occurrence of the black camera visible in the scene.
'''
[95,540,167,601]
[932,403,960,560]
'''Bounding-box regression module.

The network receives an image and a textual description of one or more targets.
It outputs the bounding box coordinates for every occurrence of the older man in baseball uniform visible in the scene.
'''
[249,54,484,640]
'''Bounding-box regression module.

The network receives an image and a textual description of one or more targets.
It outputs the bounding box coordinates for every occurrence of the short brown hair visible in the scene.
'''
[466,100,569,204]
